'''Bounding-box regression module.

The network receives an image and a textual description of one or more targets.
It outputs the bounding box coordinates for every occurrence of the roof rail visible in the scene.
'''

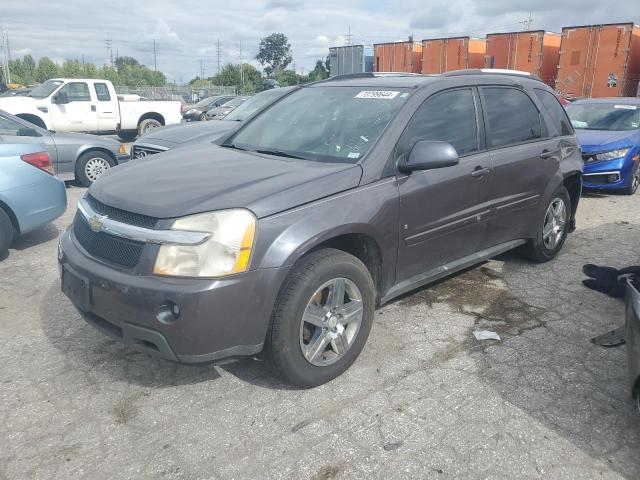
[443,69,544,82]
[322,72,426,82]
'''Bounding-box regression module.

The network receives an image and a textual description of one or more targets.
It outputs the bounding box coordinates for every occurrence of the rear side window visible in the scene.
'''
[482,87,542,148]
[534,89,573,136]
[94,83,111,102]
[0,114,25,136]
[398,88,479,157]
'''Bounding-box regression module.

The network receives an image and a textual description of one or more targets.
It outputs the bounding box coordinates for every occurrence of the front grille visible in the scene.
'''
[583,174,618,185]
[86,195,157,229]
[73,213,145,268]
[131,144,167,159]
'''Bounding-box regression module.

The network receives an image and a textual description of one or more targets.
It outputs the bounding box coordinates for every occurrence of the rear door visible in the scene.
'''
[396,87,492,283]
[480,86,558,247]
[93,81,119,131]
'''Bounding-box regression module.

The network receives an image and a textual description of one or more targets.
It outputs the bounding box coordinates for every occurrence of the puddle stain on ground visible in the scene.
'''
[397,264,548,362]
[112,390,150,425]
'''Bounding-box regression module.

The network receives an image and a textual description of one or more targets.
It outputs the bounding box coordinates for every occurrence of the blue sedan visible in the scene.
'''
[0,142,67,258]
[566,98,640,195]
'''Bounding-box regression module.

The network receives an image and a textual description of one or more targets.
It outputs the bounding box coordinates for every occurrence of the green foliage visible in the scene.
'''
[6,54,166,87]
[309,60,329,81]
[256,33,292,77]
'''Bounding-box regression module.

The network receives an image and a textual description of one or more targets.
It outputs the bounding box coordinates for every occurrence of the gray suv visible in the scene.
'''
[59,71,583,387]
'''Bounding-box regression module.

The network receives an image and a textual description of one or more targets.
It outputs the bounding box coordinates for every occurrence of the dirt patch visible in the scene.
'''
[311,465,342,480]
[112,391,150,425]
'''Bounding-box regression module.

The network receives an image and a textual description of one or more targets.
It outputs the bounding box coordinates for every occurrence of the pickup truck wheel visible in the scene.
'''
[138,118,162,137]
[76,151,114,187]
[117,131,137,142]
[0,208,15,260]
[266,248,375,388]
[521,187,571,263]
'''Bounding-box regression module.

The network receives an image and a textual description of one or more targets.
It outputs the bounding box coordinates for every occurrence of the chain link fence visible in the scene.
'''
[115,85,238,103]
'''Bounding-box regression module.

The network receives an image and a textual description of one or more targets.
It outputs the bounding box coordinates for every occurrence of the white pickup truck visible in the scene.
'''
[0,78,182,140]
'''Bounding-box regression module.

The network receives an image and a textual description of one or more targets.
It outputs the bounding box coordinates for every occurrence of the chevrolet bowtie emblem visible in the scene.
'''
[89,214,107,233]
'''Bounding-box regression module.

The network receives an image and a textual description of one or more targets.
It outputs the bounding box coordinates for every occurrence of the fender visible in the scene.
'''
[0,96,51,129]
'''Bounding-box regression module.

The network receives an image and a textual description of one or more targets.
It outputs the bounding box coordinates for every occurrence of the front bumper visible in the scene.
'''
[626,279,640,399]
[58,228,289,363]
[582,156,633,190]
[115,153,131,165]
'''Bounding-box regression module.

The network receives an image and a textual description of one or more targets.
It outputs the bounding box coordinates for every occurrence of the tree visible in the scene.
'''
[256,33,292,77]
[274,68,299,86]
[21,55,36,84]
[114,56,140,73]
[35,57,59,82]
[309,60,329,81]
[61,59,83,78]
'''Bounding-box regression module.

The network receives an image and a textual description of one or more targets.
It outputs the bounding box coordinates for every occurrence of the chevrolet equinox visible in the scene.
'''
[59,71,583,387]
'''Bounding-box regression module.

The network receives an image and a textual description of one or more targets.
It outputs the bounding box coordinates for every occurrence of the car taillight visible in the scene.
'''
[21,151,54,175]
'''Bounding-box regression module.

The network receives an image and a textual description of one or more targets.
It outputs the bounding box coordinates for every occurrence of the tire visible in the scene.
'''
[137,118,162,137]
[623,164,639,196]
[521,186,571,263]
[199,113,207,121]
[75,151,115,187]
[265,248,375,388]
[0,208,15,260]
[117,131,137,142]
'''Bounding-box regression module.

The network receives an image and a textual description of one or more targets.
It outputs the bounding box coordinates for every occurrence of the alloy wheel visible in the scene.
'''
[299,278,364,367]
[542,198,567,249]
[84,157,110,183]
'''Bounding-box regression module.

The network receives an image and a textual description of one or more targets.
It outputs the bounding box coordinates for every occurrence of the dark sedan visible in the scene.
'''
[182,95,237,122]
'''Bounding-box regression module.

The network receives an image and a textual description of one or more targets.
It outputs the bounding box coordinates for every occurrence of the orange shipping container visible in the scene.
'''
[420,37,486,74]
[374,42,423,73]
[485,31,561,86]
[556,23,640,98]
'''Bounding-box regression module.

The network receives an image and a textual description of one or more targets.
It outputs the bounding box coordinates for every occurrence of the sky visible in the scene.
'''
[1,0,638,83]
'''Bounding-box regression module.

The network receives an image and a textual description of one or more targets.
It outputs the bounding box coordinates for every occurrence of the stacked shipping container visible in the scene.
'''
[328,45,374,77]
[555,23,640,98]
[420,37,486,74]
[374,42,423,73]
[485,31,561,86]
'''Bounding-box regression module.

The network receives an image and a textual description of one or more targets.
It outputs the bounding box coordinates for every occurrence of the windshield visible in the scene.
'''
[566,103,640,131]
[224,89,288,122]
[225,86,410,163]
[195,96,221,108]
[222,97,247,108]
[28,79,64,99]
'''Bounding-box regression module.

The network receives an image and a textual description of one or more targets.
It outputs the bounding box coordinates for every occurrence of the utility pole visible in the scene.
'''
[105,38,113,67]
[239,40,244,89]
[0,29,10,84]
[199,59,205,79]
[216,39,221,75]
[520,12,534,31]
[345,25,353,46]
[153,39,157,71]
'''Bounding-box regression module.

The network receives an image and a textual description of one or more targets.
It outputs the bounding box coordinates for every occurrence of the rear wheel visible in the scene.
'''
[138,118,162,137]
[266,249,375,388]
[521,187,571,263]
[0,208,15,260]
[76,151,114,187]
[199,113,207,121]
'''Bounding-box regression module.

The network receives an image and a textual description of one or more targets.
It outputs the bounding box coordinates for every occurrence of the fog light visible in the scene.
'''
[608,174,619,183]
[155,301,181,324]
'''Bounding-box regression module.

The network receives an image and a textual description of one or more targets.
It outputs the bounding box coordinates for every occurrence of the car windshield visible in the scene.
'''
[195,96,221,108]
[222,97,247,108]
[225,86,411,163]
[28,79,64,99]
[566,103,640,131]
[224,89,289,122]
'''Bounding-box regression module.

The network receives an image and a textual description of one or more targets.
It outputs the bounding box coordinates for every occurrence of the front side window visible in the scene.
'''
[482,87,542,148]
[59,82,91,102]
[534,89,573,136]
[94,83,111,101]
[226,86,411,163]
[566,103,640,131]
[397,88,479,158]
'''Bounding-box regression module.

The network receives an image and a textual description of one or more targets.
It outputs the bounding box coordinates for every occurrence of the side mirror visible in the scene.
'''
[399,140,459,173]
[53,92,69,105]
[17,127,41,137]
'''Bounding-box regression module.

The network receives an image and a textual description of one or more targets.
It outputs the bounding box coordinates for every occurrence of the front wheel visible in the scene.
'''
[199,113,207,121]
[76,151,115,187]
[0,208,15,260]
[624,165,639,196]
[521,187,571,263]
[266,249,375,388]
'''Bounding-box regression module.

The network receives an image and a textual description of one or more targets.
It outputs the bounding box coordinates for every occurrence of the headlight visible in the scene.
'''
[594,148,630,161]
[153,209,256,278]
[118,144,127,155]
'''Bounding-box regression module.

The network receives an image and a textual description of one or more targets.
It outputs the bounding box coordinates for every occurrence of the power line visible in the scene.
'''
[520,12,534,31]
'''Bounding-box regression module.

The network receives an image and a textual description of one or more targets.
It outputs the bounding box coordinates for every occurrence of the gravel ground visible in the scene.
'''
[1,186,639,480]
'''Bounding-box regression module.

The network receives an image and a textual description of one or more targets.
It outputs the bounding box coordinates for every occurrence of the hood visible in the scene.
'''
[0,95,39,113]
[575,129,638,150]
[137,121,237,146]
[90,143,363,219]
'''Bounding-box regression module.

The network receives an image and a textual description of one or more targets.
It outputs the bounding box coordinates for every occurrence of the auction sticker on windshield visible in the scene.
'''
[614,105,638,110]
[355,91,400,99]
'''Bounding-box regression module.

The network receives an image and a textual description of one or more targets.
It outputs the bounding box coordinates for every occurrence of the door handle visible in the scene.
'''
[91,105,96,112]
[471,167,491,178]
[540,150,555,159]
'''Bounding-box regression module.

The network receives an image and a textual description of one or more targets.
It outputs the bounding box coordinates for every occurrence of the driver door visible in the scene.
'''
[395,88,492,284]
[49,81,99,132]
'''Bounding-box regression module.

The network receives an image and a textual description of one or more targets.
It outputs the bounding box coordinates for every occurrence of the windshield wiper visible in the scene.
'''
[255,149,307,160]
[222,143,248,151]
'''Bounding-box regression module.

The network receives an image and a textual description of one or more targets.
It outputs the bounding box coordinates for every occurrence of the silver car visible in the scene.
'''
[0,110,130,186]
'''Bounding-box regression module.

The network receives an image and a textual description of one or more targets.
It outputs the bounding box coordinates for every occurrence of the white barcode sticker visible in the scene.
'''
[614,105,637,110]
[355,90,400,99]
